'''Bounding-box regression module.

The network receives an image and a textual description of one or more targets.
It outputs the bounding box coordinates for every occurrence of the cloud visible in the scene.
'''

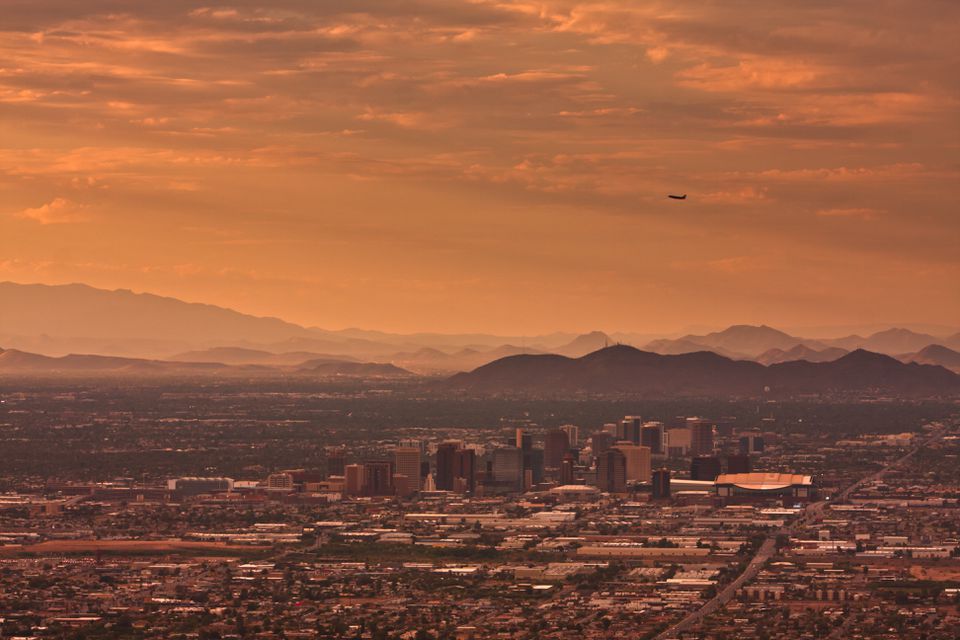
[14,197,89,224]
[702,187,768,204]
[816,207,880,221]
[0,1,956,331]
[355,108,446,130]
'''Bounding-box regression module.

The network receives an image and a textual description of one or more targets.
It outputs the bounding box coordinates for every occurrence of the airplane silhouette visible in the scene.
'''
[668,194,687,200]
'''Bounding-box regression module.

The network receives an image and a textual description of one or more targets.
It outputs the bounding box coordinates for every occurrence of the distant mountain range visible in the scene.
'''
[446,345,960,396]
[1,281,958,376]
[169,347,361,366]
[297,360,412,376]
[755,344,850,366]
[0,282,311,353]
[645,325,806,359]
[0,348,229,374]
[642,325,960,363]
[900,344,960,373]
[0,347,411,378]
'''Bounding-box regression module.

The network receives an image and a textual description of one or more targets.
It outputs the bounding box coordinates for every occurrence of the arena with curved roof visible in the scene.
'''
[714,472,813,501]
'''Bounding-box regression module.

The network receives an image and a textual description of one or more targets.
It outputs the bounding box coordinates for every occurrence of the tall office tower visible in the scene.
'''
[666,428,692,457]
[591,431,615,458]
[652,468,671,499]
[525,448,544,485]
[344,464,364,496]
[726,454,751,475]
[435,441,460,491]
[544,428,570,472]
[618,416,643,444]
[690,455,722,481]
[398,438,425,454]
[596,448,627,493]
[477,459,494,485]
[492,447,524,491]
[560,452,576,485]
[688,418,715,456]
[615,443,652,483]
[715,419,736,437]
[602,422,618,436]
[420,461,431,484]
[739,432,765,455]
[454,448,476,494]
[325,448,346,478]
[392,447,422,492]
[393,474,415,497]
[560,424,580,447]
[641,422,665,455]
[515,428,533,451]
[362,460,393,496]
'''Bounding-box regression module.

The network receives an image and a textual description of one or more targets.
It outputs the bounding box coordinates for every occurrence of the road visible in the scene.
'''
[654,427,942,640]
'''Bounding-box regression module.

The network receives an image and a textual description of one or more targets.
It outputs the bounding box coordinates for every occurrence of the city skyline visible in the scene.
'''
[2,1,958,334]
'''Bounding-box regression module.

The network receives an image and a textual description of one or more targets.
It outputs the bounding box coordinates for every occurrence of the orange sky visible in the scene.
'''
[1,1,958,334]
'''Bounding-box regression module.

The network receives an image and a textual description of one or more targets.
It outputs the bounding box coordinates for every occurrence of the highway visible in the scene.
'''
[654,427,942,640]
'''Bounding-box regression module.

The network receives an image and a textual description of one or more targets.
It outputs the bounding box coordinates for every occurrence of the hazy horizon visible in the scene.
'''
[1,279,957,341]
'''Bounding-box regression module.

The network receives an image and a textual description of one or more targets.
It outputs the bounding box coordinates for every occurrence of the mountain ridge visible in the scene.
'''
[446,345,959,396]
[2,282,957,366]
[0,345,411,377]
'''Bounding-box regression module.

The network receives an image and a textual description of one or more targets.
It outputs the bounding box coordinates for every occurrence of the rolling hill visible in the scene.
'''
[755,344,848,365]
[0,346,415,378]
[852,328,942,355]
[169,347,359,366]
[0,348,228,373]
[644,325,819,358]
[296,360,413,377]
[899,344,960,373]
[446,345,959,396]
[643,338,748,360]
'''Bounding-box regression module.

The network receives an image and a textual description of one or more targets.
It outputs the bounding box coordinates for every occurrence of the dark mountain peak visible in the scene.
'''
[675,349,739,364]
[579,343,643,358]
[839,348,898,363]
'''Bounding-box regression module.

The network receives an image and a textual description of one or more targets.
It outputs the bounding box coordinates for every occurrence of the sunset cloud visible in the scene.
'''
[0,0,956,332]
[816,208,881,221]
[15,198,88,225]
